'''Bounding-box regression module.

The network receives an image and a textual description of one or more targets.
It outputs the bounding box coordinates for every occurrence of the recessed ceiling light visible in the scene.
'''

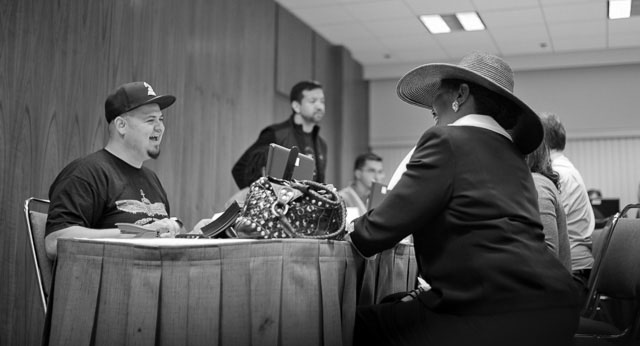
[455,12,485,31]
[419,15,451,34]
[609,0,631,19]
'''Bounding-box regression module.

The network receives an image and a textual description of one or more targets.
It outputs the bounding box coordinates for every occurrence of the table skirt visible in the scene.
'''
[46,238,417,346]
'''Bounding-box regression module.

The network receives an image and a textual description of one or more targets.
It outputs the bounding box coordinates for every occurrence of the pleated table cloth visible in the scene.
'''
[45,238,416,346]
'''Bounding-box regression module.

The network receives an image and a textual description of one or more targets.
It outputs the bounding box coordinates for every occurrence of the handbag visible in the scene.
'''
[233,176,347,240]
[196,145,346,240]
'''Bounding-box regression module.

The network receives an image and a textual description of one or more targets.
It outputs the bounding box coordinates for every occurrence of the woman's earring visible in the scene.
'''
[452,100,459,112]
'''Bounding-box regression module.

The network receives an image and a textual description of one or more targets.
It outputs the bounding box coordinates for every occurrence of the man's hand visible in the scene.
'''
[145,218,183,238]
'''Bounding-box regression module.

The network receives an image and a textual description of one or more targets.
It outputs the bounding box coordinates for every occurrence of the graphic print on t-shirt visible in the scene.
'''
[115,189,168,225]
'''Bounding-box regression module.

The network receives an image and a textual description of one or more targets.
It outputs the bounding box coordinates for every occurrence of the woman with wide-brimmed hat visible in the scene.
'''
[348,52,581,345]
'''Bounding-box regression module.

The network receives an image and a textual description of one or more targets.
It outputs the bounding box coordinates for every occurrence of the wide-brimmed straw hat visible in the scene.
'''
[396,51,542,154]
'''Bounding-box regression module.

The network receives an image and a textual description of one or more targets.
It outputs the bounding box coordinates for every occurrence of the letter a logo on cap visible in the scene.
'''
[144,82,157,96]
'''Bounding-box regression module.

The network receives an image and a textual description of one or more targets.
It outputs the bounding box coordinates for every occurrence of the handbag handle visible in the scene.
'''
[291,180,341,205]
[273,182,347,240]
[282,146,300,181]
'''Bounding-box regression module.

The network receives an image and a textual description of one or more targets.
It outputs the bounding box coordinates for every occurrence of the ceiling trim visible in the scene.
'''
[363,47,640,80]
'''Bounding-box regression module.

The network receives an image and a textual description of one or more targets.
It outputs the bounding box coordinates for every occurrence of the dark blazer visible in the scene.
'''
[351,125,580,315]
[232,115,327,189]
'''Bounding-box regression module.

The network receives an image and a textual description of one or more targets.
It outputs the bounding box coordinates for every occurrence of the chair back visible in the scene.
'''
[581,204,640,340]
[24,197,52,314]
[596,217,640,299]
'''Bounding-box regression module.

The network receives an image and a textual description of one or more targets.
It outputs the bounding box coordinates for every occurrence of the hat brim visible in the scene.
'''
[396,63,542,155]
[138,94,176,111]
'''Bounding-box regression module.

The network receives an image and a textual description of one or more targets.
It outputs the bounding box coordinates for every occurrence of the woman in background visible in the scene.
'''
[526,140,572,271]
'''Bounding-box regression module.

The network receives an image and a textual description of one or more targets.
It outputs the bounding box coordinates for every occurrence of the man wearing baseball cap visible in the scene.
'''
[45,82,183,259]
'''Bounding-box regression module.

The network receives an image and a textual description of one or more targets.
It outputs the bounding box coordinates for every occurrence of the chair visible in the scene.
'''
[23,197,53,314]
[574,204,640,345]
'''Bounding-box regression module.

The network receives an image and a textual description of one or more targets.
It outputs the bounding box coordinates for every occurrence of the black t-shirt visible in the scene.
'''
[300,131,316,160]
[45,149,170,236]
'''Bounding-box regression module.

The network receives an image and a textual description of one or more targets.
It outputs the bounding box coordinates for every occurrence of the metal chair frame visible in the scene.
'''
[23,197,51,314]
[575,203,640,343]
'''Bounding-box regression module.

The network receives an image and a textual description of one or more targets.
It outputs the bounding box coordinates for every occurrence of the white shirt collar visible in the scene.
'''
[449,114,512,142]
[549,150,563,160]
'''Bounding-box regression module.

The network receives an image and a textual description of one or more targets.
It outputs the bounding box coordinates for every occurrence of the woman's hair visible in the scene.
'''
[525,140,560,191]
[440,79,519,130]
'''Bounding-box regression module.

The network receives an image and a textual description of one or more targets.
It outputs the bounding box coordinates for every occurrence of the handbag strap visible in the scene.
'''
[282,146,299,181]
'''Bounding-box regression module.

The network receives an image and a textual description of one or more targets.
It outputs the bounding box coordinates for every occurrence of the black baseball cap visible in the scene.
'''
[104,81,176,123]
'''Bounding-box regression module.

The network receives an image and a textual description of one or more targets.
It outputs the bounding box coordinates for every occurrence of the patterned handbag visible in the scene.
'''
[234,176,347,240]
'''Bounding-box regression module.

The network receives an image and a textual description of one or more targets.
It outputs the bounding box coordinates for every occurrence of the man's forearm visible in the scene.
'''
[44,225,122,260]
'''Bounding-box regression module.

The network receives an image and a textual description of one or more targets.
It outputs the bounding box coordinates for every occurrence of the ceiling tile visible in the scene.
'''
[293,6,355,26]
[490,25,550,43]
[609,31,640,48]
[538,0,602,5]
[278,0,640,72]
[278,0,400,9]
[351,49,398,65]
[497,41,553,55]
[378,34,440,50]
[608,17,640,47]
[481,7,546,28]
[392,47,451,63]
[314,23,373,43]
[402,0,476,14]
[435,31,499,58]
[345,2,414,21]
[608,16,640,33]
[547,19,606,38]
[473,0,540,11]
[553,36,606,51]
[275,0,346,9]
[363,17,427,38]
[542,2,604,23]
[339,36,385,51]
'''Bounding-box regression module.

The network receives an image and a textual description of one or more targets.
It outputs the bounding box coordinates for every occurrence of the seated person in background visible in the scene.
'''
[45,82,184,259]
[349,52,580,346]
[232,80,327,189]
[540,112,595,287]
[587,188,605,220]
[338,152,385,215]
[526,140,572,272]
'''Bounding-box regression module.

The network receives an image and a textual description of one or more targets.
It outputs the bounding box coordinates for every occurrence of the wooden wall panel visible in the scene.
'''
[0,0,277,344]
[273,93,292,124]
[0,0,368,344]
[275,5,314,96]
[337,49,370,187]
[313,35,341,186]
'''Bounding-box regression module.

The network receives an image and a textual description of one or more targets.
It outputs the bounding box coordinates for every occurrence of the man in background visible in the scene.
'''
[540,112,595,287]
[232,80,327,189]
[339,152,385,215]
[45,82,183,259]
